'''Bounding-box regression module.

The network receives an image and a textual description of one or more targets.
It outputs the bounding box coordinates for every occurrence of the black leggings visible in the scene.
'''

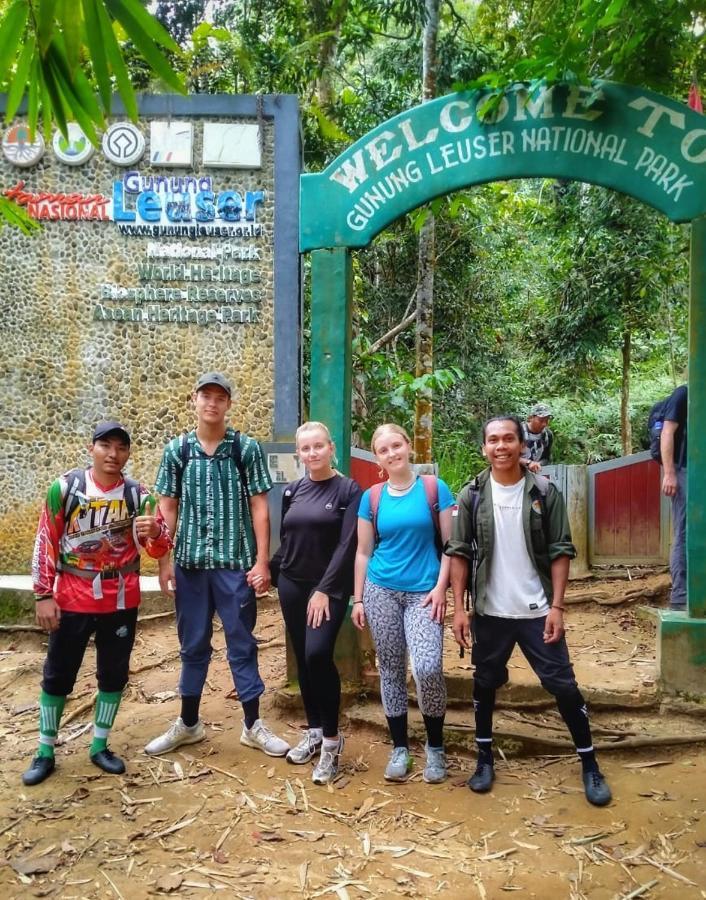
[278,572,349,737]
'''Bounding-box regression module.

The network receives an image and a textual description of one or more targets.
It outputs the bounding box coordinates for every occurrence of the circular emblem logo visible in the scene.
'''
[52,123,94,165]
[102,122,145,166]
[2,125,45,167]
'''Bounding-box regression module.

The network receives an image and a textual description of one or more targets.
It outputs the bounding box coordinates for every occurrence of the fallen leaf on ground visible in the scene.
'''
[156,872,184,892]
[10,854,60,875]
[252,830,284,843]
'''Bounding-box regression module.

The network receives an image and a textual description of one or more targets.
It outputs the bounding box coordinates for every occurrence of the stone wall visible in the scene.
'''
[0,96,299,574]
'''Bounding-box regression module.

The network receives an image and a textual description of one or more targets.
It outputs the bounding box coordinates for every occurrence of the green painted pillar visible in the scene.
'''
[309,248,353,474]
[657,216,706,694]
[687,215,706,619]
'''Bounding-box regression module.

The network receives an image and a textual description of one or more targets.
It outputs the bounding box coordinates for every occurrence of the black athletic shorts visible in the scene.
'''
[471,613,578,695]
[42,607,138,696]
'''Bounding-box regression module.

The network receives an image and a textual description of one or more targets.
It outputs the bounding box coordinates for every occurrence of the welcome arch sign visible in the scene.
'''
[299,81,706,686]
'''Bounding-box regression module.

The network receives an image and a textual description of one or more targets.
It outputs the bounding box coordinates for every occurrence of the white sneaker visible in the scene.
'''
[312,735,344,785]
[240,719,290,757]
[286,730,323,764]
[144,717,205,756]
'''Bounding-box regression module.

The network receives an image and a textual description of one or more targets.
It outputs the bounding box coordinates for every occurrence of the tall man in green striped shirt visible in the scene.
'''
[145,372,290,758]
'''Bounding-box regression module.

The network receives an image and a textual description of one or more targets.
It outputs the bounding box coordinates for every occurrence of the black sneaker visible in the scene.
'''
[582,769,612,806]
[467,762,495,793]
[90,748,126,775]
[22,755,56,786]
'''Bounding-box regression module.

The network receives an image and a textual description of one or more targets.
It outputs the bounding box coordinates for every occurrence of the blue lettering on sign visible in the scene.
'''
[166,198,192,222]
[217,191,242,221]
[137,190,161,222]
[245,190,265,221]
[112,178,266,224]
[112,182,136,222]
[195,190,215,221]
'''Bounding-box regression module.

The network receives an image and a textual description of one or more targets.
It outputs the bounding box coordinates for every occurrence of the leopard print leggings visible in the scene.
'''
[363,580,446,718]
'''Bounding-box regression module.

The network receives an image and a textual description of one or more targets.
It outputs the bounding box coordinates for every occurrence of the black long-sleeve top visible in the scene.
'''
[275,474,362,599]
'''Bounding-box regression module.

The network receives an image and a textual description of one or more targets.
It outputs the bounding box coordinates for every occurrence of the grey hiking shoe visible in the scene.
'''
[312,735,344,785]
[422,745,447,784]
[287,730,322,764]
[240,719,290,757]
[144,718,205,756]
[384,746,413,782]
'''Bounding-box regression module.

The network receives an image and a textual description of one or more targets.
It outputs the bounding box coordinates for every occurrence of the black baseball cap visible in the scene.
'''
[92,421,131,445]
[195,372,232,397]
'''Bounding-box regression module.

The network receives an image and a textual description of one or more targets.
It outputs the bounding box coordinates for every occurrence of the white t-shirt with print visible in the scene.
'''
[484,475,548,619]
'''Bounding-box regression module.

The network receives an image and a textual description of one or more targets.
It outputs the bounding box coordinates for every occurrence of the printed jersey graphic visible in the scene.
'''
[59,473,138,572]
[32,469,170,613]
[63,493,135,570]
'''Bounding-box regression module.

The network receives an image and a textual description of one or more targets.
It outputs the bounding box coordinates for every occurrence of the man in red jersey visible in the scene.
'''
[23,422,171,786]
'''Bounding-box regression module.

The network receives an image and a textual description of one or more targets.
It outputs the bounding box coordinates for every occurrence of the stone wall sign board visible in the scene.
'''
[0,93,301,574]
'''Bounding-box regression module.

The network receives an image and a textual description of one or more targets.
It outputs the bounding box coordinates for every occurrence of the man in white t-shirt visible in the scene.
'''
[446,415,611,807]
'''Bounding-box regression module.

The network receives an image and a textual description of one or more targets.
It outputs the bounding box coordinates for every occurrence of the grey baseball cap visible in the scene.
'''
[195,372,232,396]
[92,421,131,445]
[530,403,553,417]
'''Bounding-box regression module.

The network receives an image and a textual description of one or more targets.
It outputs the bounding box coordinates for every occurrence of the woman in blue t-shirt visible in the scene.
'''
[352,423,454,784]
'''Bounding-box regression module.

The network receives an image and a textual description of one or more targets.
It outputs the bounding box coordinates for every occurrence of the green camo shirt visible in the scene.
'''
[155,428,272,570]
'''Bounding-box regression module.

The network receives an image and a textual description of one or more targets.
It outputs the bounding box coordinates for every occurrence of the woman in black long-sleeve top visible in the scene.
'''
[272,421,362,784]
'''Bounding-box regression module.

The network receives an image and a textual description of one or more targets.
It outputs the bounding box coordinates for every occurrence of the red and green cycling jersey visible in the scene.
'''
[32,468,171,613]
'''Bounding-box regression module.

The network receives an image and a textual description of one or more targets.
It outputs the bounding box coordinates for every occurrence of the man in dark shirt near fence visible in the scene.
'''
[661,384,688,611]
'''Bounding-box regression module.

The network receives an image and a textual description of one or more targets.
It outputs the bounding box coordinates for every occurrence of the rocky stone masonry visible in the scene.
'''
[0,116,276,573]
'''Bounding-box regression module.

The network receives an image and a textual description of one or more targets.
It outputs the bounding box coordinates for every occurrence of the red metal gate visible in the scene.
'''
[588,451,670,565]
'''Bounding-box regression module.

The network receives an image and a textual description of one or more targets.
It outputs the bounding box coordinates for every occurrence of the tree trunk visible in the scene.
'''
[310,0,349,107]
[621,329,632,455]
[413,0,439,465]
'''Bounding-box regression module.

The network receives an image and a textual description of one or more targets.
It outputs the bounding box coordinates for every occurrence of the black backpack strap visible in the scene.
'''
[180,432,190,468]
[174,432,191,495]
[229,430,248,489]
[63,468,86,519]
[229,430,252,512]
[529,473,552,549]
[465,478,481,613]
[280,477,304,526]
[122,477,141,518]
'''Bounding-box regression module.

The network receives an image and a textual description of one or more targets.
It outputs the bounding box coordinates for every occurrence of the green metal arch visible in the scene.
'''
[302,80,706,661]
[301,81,706,251]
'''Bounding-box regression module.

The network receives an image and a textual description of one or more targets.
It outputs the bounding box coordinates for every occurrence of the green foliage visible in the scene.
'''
[0,194,42,235]
[0,0,185,144]
[470,0,706,116]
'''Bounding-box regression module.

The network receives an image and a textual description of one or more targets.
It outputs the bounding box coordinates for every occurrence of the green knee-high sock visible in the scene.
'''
[89,690,123,755]
[37,691,66,759]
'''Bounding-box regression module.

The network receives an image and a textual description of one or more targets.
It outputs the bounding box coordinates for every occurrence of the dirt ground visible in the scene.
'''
[1,576,706,899]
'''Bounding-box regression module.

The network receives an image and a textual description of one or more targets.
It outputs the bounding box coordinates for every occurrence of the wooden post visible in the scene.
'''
[309,248,353,473]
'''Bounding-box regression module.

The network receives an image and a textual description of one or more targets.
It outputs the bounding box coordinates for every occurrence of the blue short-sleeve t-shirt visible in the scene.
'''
[358,477,455,592]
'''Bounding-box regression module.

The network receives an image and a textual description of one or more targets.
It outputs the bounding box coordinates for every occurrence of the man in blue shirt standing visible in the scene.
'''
[660,384,688,610]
